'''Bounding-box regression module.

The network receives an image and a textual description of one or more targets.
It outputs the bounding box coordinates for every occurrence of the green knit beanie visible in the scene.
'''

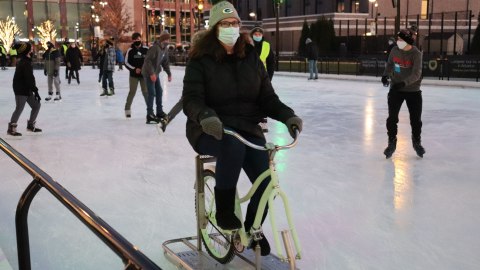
[209,0,241,29]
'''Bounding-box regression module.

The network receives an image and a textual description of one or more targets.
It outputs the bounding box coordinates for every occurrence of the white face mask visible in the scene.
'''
[218,27,240,46]
[397,40,408,50]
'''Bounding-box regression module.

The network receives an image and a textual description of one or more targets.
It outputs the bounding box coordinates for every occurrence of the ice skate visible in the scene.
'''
[45,93,53,101]
[100,89,109,97]
[7,122,22,137]
[412,136,426,158]
[54,94,62,102]
[146,114,160,124]
[156,115,169,133]
[383,137,397,159]
[26,120,42,134]
[125,110,131,118]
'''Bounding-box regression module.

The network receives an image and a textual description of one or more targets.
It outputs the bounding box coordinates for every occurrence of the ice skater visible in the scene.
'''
[7,42,42,137]
[382,29,425,158]
[142,31,172,124]
[182,0,303,256]
[124,32,148,118]
[43,41,62,101]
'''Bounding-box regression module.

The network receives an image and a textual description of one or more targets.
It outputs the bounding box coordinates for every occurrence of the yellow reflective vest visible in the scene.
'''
[259,41,270,68]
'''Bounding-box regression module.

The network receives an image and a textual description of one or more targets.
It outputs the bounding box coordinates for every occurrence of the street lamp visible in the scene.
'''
[369,0,376,18]
[197,0,204,31]
[143,0,150,44]
[274,0,282,71]
[249,11,256,22]
[75,22,79,41]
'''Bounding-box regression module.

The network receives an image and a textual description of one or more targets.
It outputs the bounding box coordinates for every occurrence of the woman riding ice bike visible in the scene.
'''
[195,128,302,269]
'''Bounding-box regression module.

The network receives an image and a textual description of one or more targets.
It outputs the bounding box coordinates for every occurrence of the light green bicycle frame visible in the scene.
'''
[234,145,303,261]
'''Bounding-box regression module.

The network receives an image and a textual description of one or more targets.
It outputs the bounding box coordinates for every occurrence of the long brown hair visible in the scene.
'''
[189,25,248,61]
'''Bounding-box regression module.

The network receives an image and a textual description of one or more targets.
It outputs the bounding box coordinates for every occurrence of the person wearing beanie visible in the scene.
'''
[43,41,62,101]
[124,32,149,118]
[381,29,425,158]
[7,42,42,137]
[100,38,116,96]
[141,30,172,124]
[250,26,274,81]
[250,25,275,132]
[182,0,303,257]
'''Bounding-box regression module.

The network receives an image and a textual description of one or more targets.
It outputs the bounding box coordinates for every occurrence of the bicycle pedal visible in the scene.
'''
[233,232,245,253]
[250,228,264,241]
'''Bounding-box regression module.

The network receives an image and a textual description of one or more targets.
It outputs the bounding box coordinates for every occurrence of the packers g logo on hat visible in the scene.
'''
[223,8,234,14]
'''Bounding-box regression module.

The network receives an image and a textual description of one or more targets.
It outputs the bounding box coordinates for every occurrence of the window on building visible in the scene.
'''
[351,0,360,13]
[421,0,428,19]
[337,0,345,13]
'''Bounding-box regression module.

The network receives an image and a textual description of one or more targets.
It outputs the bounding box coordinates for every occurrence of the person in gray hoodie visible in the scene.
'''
[142,31,172,124]
[381,29,425,158]
[43,41,62,101]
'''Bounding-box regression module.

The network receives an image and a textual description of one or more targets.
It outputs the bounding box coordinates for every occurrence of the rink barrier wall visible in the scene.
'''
[0,138,162,270]
[164,53,480,82]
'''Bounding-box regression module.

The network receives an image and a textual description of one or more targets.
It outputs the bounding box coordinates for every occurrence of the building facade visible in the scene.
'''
[0,0,479,54]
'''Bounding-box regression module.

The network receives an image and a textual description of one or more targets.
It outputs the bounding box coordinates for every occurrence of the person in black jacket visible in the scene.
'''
[250,26,274,80]
[250,26,275,132]
[305,38,318,80]
[124,32,149,118]
[7,42,42,136]
[65,42,83,84]
[182,0,303,256]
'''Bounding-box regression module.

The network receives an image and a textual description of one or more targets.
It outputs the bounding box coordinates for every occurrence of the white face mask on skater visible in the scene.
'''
[217,26,240,47]
[396,40,408,50]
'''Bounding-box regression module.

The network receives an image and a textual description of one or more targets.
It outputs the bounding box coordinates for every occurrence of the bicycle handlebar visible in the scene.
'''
[223,128,299,151]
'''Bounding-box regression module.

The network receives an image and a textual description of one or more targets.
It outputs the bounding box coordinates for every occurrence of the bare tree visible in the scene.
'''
[81,0,133,42]
[101,0,133,41]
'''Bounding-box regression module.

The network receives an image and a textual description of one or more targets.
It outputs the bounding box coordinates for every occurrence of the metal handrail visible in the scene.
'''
[0,138,162,270]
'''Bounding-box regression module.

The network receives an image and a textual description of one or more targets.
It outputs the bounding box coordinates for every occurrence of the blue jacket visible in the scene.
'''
[116,49,124,63]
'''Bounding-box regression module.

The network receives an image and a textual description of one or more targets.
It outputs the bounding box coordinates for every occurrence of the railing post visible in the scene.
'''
[16,179,42,270]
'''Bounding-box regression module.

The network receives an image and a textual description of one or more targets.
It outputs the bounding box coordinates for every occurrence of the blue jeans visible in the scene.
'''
[102,70,114,90]
[308,60,318,79]
[145,74,163,115]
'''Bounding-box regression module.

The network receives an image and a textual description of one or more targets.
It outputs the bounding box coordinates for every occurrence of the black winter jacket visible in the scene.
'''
[124,44,149,78]
[13,56,37,96]
[65,46,83,70]
[182,44,296,151]
[305,42,318,60]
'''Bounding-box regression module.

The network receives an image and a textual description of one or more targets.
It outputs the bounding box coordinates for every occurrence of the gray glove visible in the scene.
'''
[286,117,303,138]
[200,116,223,140]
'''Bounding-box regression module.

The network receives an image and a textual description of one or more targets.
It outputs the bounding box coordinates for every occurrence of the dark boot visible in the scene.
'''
[146,114,159,124]
[27,120,42,133]
[100,89,108,96]
[157,111,167,119]
[244,204,270,256]
[214,187,242,230]
[7,122,22,136]
[412,136,426,158]
[110,88,115,95]
[383,137,397,159]
[158,116,169,132]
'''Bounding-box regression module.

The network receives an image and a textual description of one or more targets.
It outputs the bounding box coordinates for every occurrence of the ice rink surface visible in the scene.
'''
[0,66,479,270]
